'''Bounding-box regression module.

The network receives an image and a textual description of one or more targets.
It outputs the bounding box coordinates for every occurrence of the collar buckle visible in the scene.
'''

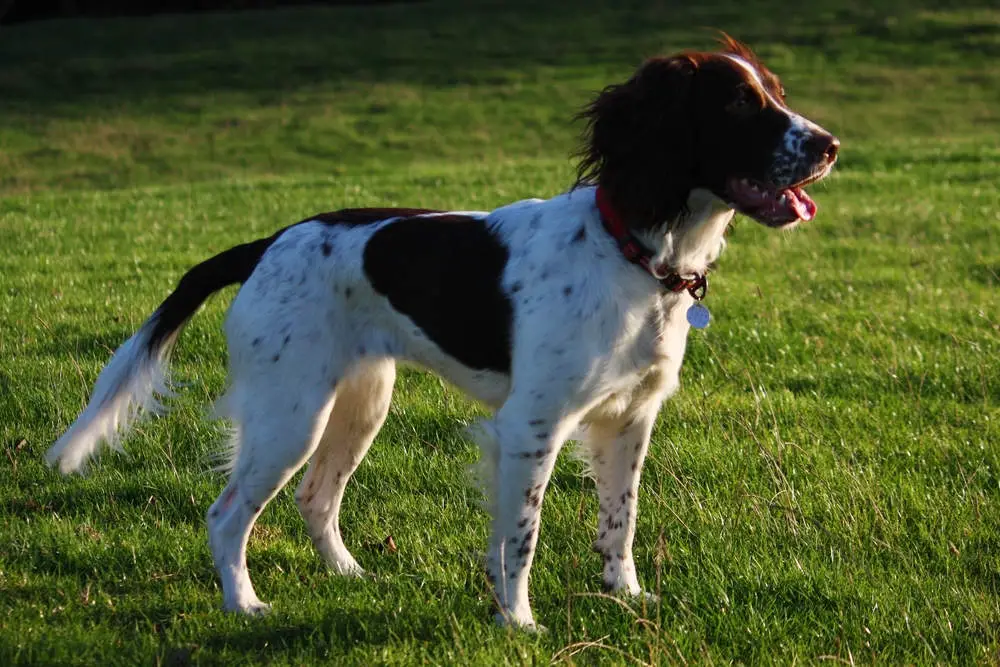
[685,274,707,301]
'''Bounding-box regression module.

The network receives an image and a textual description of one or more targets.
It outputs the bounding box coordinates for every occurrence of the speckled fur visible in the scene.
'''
[197,185,731,625]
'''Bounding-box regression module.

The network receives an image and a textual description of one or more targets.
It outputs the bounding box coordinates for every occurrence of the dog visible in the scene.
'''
[46,36,838,629]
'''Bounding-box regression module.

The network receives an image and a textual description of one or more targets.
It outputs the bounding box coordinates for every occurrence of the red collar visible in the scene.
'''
[595,186,707,300]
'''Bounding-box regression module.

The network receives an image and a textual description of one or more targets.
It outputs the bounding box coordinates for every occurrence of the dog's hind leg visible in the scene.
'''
[207,360,341,615]
[295,358,395,576]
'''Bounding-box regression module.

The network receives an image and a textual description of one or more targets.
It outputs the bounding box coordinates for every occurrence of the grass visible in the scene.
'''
[1,0,999,663]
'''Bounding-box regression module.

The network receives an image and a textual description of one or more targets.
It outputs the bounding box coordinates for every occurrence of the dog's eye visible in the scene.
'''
[727,85,754,114]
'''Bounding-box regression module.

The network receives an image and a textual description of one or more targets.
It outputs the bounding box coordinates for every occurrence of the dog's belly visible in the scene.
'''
[383,319,512,409]
[413,357,511,410]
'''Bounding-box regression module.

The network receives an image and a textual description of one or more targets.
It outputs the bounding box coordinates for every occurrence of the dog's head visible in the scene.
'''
[577,36,839,230]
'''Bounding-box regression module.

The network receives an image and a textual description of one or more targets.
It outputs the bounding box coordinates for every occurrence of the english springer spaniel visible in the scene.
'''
[47,37,839,629]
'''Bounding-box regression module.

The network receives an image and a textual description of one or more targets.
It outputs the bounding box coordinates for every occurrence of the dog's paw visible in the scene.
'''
[630,590,659,604]
[330,559,366,578]
[604,583,660,604]
[494,612,546,633]
[225,599,272,616]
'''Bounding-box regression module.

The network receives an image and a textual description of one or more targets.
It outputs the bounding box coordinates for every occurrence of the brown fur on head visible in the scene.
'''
[575,37,838,231]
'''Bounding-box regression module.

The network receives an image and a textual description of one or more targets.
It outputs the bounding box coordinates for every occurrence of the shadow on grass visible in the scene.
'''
[195,605,448,656]
[33,323,136,363]
[1,0,994,119]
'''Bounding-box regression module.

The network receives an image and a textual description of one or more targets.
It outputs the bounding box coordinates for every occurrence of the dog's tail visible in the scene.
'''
[46,235,277,474]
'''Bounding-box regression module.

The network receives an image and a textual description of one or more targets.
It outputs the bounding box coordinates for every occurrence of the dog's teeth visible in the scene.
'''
[779,193,788,204]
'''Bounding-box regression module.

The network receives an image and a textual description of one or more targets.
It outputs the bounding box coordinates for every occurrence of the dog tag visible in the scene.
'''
[686,303,711,329]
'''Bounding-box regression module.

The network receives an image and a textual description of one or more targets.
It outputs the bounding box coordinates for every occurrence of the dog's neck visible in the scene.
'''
[631,188,734,277]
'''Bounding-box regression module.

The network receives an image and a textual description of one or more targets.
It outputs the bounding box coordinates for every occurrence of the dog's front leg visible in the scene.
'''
[585,399,662,599]
[476,407,575,630]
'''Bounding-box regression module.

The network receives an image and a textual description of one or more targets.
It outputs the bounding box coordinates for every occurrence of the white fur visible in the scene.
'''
[46,313,177,474]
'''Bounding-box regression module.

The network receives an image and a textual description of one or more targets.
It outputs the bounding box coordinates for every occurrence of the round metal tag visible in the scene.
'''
[686,303,711,329]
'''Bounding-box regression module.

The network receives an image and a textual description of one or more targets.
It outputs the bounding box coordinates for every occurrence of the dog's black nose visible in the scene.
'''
[807,133,840,164]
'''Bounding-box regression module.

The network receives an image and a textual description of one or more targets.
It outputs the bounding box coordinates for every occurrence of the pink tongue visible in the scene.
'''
[785,187,817,221]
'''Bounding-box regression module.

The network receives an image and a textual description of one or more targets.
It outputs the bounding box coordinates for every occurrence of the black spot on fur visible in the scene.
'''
[563,285,573,296]
[363,214,513,372]
[510,282,523,293]
[282,334,291,346]
[272,353,280,363]
[529,419,545,427]
[572,226,586,243]
[345,287,353,299]
[251,337,261,347]
[518,518,528,528]
[321,241,332,257]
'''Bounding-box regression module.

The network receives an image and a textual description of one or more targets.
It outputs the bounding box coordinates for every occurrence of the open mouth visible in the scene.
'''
[723,171,825,227]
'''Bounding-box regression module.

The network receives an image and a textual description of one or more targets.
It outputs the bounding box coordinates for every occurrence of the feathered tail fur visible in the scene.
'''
[46,235,277,474]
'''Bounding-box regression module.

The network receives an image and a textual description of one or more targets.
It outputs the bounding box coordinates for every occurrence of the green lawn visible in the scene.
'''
[1,0,999,664]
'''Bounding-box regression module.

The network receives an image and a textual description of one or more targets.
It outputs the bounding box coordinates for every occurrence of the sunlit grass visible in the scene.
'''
[1,0,998,664]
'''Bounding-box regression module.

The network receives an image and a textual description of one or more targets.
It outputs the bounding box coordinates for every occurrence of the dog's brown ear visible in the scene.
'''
[576,55,699,229]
